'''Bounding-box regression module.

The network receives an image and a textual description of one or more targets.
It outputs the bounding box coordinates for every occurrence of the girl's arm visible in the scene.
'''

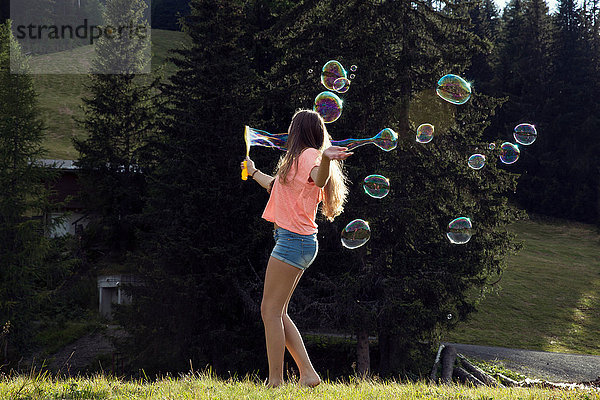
[310,146,352,188]
[243,158,275,191]
[252,170,275,191]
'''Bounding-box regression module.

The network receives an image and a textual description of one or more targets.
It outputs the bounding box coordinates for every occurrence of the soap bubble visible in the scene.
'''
[363,175,390,199]
[416,123,434,143]
[468,154,486,170]
[308,69,313,74]
[314,91,343,123]
[341,219,371,249]
[488,142,496,150]
[446,217,472,245]
[447,314,453,320]
[321,60,347,91]
[350,65,358,71]
[246,126,397,152]
[332,128,398,151]
[436,74,471,105]
[333,77,350,93]
[513,123,537,145]
[245,126,288,151]
[371,128,398,151]
[349,73,356,80]
[499,142,520,164]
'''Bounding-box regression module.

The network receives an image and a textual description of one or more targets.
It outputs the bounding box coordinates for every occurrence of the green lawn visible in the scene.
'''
[446,217,600,355]
[2,372,598,400]
[30,29,190,159]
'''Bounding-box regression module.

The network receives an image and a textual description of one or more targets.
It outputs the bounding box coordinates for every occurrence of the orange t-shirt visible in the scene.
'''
[262,147,324,235]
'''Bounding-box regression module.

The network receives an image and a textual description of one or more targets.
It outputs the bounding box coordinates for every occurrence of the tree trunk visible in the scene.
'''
[457,354,502,387]
[356,329,370,377]
[430,344,444,381]
[454,366,485,386]
[378,332,405,376]
[496,373,520,387]
[440,345,457,384]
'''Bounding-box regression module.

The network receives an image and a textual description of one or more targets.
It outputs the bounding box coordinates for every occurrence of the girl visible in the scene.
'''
[241,110,352,387]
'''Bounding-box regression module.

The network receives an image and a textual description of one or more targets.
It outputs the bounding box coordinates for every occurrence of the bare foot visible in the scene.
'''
[299,374,321,388]
[265,379,283,388]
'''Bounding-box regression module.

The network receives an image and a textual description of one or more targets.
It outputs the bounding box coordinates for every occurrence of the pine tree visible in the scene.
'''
[74,0,158,255]
[467,0,501,94]
[264,0,522,375]
[0,21,54,361]
[117,0,268,374]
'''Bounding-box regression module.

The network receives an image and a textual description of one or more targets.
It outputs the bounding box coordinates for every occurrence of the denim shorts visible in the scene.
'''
[271,227,318,270]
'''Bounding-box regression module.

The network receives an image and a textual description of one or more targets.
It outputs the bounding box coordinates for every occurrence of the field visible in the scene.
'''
[446,217,600,355]
[2,371,599,400]
[30,29,189,159]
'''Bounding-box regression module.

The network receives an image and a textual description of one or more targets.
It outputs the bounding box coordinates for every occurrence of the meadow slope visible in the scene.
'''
[30,29,189,159]
[446,217,600,355]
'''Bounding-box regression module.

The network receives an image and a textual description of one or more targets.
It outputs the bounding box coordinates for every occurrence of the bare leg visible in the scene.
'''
[283,315,321,386]
[261,257,303,387]
[281,274,321,387]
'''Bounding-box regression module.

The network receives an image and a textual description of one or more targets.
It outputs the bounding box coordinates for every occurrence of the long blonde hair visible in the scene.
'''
[276,110,349,221]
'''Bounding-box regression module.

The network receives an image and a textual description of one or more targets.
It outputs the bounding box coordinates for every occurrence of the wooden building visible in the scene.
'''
[38,159,88,237]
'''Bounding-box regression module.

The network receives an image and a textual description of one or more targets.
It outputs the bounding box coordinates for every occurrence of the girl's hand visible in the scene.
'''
[241,157,257,175]
[323,146,353,161]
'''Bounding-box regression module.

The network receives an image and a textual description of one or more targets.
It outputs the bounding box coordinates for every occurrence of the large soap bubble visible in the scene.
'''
[513,123,537,145]
[321,60,347,91]
[341,219,371,249]
[314,91,343,123]
[363,175,390,199]
[244,126,397,152]
[332,128,398,152]
[499,142,520,164]
[436,74,471,105]
[468,154,486,170]
[446,217,473,245]
[416,123,434,144]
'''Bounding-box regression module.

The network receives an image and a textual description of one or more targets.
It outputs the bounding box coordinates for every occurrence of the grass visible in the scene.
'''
[29,29,190,160]
[1,371,599,400]
[446,216,600,355]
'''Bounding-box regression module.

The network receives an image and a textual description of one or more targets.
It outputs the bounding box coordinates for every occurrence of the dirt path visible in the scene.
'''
[445,342,600,383]
[25,325,127,374]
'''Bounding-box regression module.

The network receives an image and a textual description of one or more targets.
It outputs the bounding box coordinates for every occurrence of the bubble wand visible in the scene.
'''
[241,126,250,180]
[241,126,290,180]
